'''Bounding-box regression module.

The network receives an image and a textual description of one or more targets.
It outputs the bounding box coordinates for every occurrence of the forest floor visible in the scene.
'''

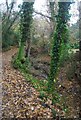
[2,47,53,119]
[2,46,80,119]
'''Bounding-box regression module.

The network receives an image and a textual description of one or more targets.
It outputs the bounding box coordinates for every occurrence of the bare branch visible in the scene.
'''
[7,0,15,20]
[34,10,54,20]
[7,9,21,30]
[2,9,21,35]
[6,0,9,13]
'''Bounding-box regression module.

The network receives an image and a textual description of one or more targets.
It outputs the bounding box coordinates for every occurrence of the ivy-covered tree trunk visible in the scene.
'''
[23,2,34,59]
[18,2,34,61]
[48,2,72,93]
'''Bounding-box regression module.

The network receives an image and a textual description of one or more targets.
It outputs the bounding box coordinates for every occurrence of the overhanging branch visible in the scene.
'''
[34,10,54,20]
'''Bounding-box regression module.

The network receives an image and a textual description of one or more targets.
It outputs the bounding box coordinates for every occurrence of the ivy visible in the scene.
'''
[20,2,34,43]
[48,2,72,100]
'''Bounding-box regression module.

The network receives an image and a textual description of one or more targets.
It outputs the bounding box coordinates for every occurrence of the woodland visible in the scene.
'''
[1,0,81,119]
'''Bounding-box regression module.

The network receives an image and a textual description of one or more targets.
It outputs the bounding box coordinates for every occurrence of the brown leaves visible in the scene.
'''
[2,61,52,119]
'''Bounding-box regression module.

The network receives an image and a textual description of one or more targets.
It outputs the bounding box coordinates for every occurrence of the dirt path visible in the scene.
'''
[2,47,52,119]
[2,47,18,65]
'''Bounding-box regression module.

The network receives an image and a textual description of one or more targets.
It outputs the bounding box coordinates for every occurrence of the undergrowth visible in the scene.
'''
[12,54,68,118]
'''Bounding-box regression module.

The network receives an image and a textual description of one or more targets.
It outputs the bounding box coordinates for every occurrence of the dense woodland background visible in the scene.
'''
[1,0,81,119]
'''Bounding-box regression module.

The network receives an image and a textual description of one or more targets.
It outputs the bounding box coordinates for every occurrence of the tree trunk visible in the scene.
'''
[25,40,31,59]
[79,1,81,118]
[49,1,56,38]
[17,42,24,60]
[79,1,81,62]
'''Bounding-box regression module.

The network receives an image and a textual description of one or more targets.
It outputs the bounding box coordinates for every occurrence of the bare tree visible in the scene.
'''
[2,0,21,33]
